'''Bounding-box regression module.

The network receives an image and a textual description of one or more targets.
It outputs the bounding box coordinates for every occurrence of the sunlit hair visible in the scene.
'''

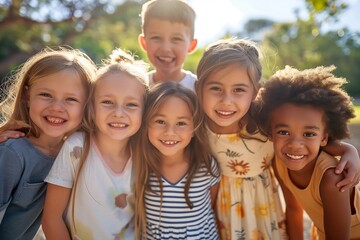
[254,65,355,142]
[140,0,196,38]
[195,37,262,135]
[134,81,216,239]
[71,48,149,234]
[0,46,96,138]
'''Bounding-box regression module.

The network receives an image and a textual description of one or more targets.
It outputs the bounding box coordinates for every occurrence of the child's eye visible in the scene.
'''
[150,36,160,40]
[126,102,139,108]
[173,37,183,42]
[277,130,289,136]
[39,93,51,98]
[304,132,316,137]
[233,88,245,93]
[177,121,187,126]
[101,100,113,105]
[209,86,222,92]
[66,97,79,102]
[155,119,165,125]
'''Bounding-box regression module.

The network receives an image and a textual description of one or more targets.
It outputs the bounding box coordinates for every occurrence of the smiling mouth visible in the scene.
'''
[161,140,179,145]
[286,153,305,160]
[46,116,65,124]
[158,56,174,63]
[109,123,128,128]
[216,110,236,116]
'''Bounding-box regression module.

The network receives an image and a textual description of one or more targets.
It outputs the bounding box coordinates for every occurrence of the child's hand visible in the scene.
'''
[0,130,25,142]
[0,121,26,143]
[335,144,360,192]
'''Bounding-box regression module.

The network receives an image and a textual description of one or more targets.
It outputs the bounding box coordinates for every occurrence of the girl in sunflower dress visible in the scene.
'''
[195,38,360,240]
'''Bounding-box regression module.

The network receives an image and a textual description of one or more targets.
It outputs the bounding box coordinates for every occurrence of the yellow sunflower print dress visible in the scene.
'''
[207,128,287,240]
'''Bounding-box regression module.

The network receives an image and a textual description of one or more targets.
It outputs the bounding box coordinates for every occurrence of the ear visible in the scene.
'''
[320,133,329,147]
[138,34,147,51]
[187,39,198,54]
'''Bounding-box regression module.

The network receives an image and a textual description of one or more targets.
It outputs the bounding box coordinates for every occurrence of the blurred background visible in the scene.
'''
[0,0,359,147]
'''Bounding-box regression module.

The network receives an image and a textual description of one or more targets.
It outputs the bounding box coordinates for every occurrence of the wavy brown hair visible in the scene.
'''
[134,82,217,239]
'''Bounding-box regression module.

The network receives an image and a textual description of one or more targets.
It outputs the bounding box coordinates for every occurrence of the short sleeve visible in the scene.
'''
[45,132,84,188]
[0,145,23,223]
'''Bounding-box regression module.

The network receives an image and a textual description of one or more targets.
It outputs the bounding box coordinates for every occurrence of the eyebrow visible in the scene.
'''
[206,81,250,88]
[154,113,192,120]
[274,123,321,131]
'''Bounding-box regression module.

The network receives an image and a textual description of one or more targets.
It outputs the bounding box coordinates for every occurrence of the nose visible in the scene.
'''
[287,136,304,149]
[113,105,125,117]
[160,40,171,51]
[50,100,65,112]
[221,92,233,105]
[164,124,176,135]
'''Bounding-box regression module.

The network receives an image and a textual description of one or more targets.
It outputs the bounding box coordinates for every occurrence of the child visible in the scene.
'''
[134,82,220,239]
[41,49,149,239]
[138,0,198,90]
[254,65,360,239]
[195,38,360,240]
[0,47,96,239]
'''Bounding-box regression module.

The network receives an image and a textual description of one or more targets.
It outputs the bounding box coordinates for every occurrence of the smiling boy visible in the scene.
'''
[138,0,198,90]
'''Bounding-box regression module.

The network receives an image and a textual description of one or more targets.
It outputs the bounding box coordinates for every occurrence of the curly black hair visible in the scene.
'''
[253,65,355,143]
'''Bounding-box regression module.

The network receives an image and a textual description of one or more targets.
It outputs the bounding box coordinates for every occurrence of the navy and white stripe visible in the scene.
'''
[145,158,220,239]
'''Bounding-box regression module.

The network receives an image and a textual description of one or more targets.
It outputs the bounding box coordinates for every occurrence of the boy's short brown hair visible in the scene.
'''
[140,0,196,38]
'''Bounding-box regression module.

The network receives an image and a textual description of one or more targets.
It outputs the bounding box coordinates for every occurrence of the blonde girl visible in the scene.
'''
[195,38,360,240]
[134,82,220,239]
[0,47,96,239]
[42,49,149,239]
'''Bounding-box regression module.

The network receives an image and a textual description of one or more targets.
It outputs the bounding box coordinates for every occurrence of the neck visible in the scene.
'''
[93,135,131,173]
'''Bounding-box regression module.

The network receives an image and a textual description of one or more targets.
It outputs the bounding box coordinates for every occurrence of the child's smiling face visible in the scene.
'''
[270,103,329,171]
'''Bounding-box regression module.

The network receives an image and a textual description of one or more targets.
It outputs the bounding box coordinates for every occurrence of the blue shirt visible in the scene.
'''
[0,138,54,239]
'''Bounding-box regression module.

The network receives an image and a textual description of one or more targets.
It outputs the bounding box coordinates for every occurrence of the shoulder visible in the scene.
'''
[64,132,85,147]
[0,138,36,162]
[318,152,342,192]
[0,137,32,151]
[0,139,32,177]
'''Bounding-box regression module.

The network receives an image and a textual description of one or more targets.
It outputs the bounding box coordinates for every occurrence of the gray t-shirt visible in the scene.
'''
[0,137,54,239]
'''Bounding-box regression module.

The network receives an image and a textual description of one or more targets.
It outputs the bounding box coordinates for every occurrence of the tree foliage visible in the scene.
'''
[0,0,358,97]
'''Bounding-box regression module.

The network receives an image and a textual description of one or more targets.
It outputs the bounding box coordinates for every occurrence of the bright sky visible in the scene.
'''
[187,0,360,47]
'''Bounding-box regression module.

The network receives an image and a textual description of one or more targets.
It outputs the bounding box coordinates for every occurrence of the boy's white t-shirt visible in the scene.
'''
[45,132,134,239]
[148,69,197,91]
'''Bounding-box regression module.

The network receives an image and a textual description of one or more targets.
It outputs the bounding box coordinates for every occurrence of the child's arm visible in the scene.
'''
[42,184,72,240]
[322,141,360,192]
[210,182,219,209]
[273,160,304,240]
[320,168,351,239]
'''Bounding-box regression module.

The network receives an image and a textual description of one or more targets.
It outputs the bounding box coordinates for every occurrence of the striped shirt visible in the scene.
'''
[145,158,220,239]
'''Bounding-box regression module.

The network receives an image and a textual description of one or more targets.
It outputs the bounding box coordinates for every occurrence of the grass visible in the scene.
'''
[351,105,360,124]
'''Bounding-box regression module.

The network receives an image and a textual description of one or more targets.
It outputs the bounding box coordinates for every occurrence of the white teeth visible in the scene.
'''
[158,56,173,62]
[46,117,65,124]
[161,140,178,145]
[216,110,235,116]
[109,123,127,128]
[286,153,304,159]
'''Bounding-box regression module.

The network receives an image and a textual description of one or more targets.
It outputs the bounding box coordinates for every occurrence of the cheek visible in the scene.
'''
[147,128,158,146]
